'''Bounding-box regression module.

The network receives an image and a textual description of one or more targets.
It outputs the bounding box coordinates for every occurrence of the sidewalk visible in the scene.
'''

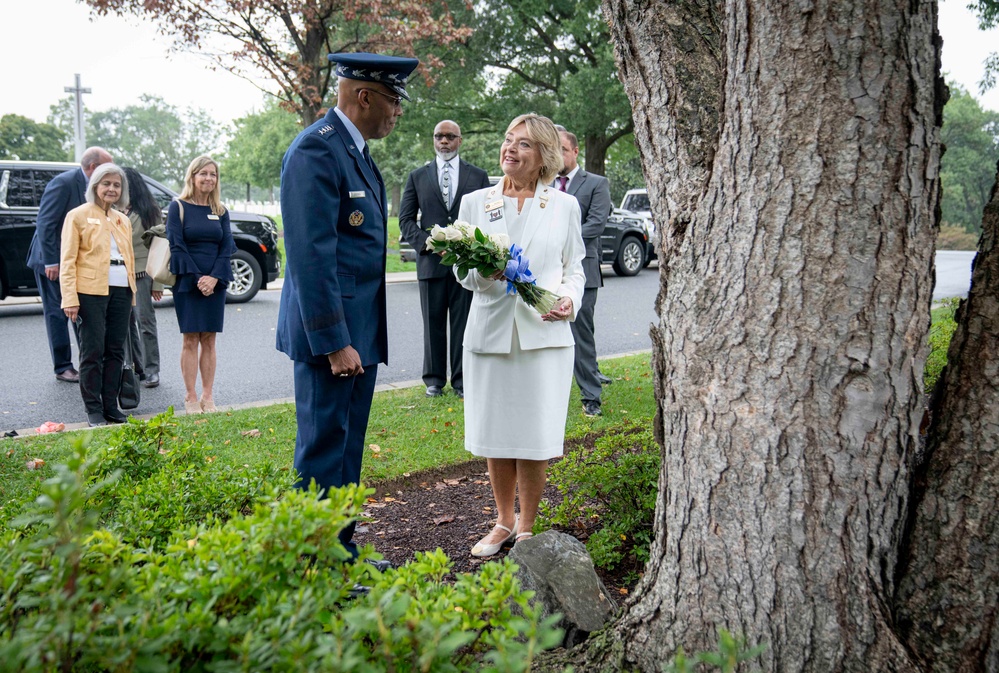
[0,272,418,308]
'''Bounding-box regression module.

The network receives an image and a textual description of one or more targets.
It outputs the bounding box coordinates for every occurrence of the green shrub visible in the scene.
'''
[539,423,659,572]
[936,225,979,251]
[0,417,563,671]
[925,297,960,393]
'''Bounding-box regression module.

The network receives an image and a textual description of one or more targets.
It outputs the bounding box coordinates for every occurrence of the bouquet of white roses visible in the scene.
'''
[425,222,560,315]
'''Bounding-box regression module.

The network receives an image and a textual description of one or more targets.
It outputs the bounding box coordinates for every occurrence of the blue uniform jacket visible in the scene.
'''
[276,108,389,367]
[26,168,87,272]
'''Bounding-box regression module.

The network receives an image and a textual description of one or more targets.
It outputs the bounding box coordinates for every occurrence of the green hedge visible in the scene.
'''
[1,414,562,671]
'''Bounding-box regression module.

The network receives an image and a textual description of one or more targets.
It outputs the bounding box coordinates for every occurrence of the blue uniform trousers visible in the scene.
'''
[292,360,378,558]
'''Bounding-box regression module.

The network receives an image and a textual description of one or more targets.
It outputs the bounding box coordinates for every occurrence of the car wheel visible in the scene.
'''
[612,237,645,277]
[226,250,262,303]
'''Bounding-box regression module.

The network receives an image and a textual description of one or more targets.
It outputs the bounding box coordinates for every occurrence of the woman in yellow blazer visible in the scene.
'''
[60,163,136,427]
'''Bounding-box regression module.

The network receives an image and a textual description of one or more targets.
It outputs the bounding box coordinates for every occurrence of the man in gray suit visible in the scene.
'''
[555,127,612,416]
[25,147,113,382]
[399,120,491,398]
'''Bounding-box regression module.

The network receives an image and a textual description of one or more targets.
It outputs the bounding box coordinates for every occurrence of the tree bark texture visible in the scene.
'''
[598,1,944,671]
[896,166,999,673]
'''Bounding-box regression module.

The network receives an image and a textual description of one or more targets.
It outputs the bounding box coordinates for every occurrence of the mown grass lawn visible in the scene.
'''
[0,353,656,522]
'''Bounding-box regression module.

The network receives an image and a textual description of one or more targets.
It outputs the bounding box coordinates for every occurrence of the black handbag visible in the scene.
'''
[118,322,141,410]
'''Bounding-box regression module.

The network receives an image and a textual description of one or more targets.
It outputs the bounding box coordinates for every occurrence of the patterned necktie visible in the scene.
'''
[558,176,569,192]
[441,161,452,208]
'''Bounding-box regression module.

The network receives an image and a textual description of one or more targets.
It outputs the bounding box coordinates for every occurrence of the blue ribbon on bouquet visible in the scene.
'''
[504,244,536,294]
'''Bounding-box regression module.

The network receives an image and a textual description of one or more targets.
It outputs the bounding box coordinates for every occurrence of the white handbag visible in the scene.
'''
[145,236,176,286]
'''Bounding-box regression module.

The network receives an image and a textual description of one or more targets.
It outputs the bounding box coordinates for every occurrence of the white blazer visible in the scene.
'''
[456,180,585,354]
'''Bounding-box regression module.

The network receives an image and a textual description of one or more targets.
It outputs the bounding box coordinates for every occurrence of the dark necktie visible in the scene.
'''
[558,176,569,192]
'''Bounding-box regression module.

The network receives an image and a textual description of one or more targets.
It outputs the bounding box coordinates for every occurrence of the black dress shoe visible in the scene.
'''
[142,373,160,388]
[104,409,128,424]
[87,412,107,428]
[582,400,602,417]
[453,387,464,399]
[597,372,612,385]
[56,368,80,383]
[425,385,443,398]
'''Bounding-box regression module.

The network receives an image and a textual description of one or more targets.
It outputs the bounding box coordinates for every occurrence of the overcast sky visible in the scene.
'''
[2,0,998,127]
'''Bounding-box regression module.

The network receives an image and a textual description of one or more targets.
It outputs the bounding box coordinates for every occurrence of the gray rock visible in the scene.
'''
[509,530,619,647]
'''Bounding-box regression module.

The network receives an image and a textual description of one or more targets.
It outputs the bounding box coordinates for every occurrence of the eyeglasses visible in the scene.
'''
[359,88,403,108]
[434,133,461,141]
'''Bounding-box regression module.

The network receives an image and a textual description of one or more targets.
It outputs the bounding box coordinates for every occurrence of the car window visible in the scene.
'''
[4,169,62,208]
[144,180,174,211]
[623,193,650,212]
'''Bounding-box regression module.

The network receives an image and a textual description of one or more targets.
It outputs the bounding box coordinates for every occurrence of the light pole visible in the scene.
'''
[64,74,91,162]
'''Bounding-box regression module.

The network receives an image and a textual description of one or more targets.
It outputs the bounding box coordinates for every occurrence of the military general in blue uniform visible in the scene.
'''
[276,52,419,557]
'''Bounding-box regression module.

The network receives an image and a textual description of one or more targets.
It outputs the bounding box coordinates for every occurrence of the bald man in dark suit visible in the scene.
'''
[399,120,490,398]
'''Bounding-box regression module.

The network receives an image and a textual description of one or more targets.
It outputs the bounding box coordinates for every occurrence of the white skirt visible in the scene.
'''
[463,331,574,461]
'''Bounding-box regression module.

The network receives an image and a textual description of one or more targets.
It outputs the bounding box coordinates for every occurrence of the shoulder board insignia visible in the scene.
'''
[317,125,334,136]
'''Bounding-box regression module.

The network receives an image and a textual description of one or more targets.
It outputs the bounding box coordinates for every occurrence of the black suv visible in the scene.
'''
[601,208,655,276]
[0,161,280,303]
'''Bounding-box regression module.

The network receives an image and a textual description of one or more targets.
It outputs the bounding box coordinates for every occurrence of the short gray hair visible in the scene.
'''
[86,163,130,210]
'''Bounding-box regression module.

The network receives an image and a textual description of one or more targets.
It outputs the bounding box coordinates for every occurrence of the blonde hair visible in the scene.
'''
[86,163,129,210]
[179,155,225,216]
[503,113,564,185]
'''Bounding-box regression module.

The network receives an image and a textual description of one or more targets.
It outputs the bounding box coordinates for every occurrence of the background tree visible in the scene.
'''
[467,0,632,175]
[83,0,472,127]
[48,95,222,188]
[223,101,302,200]
[0,114,68,161]
[939,83,999,234]
[970,0,999,93]
[556,0,949,670]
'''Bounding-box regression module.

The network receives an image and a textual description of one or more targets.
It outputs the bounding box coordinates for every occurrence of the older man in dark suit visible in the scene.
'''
[276,52,418,559]
[26,147,113,383]
[399,120,491,398]
[555,127,612,417]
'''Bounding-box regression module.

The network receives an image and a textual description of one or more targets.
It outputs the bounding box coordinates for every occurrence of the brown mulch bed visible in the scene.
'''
[353,444,642,598]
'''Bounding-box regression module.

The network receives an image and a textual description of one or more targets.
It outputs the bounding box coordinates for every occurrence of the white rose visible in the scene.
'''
[490,233,511,249]
[444,227,464,241]
[428,225,448,241]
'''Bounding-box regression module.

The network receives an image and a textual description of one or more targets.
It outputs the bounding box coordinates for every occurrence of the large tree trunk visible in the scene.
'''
[896,166,999,672]
[587,1,944,670]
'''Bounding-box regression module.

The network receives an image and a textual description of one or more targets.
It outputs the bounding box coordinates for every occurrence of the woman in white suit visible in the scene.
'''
[455,113,585,556]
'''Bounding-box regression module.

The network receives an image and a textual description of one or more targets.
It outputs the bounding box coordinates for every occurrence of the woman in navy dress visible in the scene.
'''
[166,155,235,414]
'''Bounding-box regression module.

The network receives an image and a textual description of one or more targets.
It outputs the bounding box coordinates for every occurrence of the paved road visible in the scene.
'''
[0,267,661,434]
[0,250,976,434]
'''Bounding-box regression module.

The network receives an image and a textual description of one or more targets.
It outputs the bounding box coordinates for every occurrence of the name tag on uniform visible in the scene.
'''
[349,190,366,199]
[207,214,219,220]
[485,200,502,212]
[87,217,101,224]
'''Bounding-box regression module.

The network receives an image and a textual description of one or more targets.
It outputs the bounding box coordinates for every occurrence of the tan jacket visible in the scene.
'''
[60,203,136,308]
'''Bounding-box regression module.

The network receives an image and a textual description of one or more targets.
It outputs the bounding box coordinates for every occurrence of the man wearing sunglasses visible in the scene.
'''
[399,120,491,399]
[277,52,419,563]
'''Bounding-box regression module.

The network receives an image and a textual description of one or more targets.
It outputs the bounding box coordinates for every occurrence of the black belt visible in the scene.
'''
[109,259,125,266]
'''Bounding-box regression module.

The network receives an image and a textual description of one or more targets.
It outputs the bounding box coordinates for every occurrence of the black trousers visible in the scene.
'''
[418,275,472,390]
[77,287,133,415]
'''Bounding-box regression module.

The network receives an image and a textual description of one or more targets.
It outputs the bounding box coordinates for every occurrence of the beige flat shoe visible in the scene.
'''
[515,532,534,545]
[471,520,518,557]
[200,398,218,413]
[184,400,202,415]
